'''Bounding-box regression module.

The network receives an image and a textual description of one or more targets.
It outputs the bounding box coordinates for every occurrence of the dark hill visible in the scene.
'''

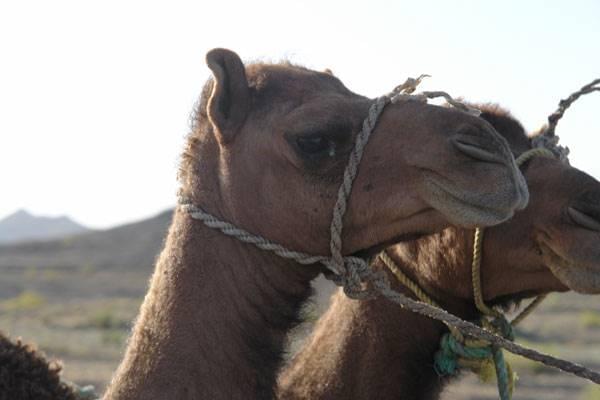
[0,210,90,244]
[0,209,173,271]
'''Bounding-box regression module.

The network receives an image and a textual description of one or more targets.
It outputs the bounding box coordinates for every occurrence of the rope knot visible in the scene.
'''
[389,74,430,100]
[324,257,381,299]
[531,134,570,164]
[489,315,515,341]
[434,316,517,400]
[434,333,493,376]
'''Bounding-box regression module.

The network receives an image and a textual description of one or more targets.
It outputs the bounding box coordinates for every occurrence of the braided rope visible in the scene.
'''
[181,203,328,266]
[379,250,464,340]
[329,95,389,279]
[531,135,570,163]
[511,294,548,327]
[536,77,600,164]
[493,346,513,400]
[545,78,600,138]
[515,147,557,165]
[379,251,438,306]
[471,227,502,318]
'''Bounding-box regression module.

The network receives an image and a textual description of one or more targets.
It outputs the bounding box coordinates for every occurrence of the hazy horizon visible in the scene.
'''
[0,206,173,231]
[1,0,599,228]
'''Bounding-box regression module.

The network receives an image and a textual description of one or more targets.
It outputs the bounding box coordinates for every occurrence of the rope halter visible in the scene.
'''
[181,75,478,299]
[382,142,569,400]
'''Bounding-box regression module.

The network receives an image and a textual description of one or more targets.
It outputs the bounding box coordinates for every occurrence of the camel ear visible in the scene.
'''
[205,48,250,143]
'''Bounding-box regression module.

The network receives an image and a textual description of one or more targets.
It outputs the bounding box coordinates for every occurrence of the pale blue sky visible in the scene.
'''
[1,0,598,228]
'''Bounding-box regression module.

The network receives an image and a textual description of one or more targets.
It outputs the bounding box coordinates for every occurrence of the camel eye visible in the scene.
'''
[295,135,334,157]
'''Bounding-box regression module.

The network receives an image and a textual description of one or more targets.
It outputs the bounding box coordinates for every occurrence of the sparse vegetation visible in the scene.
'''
[42,268,60,281]
[88,308,129,330]
[101,329,127,346]
[582,384,600,400]
[505,341,560,375]
[1,290,46,311]
[580,311,600,329]
[24,266,38,279]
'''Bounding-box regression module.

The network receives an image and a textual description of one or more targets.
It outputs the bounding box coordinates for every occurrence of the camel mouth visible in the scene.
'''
[538,240,600,294]
[422,176,517,227]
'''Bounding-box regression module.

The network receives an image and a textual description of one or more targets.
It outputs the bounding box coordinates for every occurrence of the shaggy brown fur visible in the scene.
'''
[278,105,600,400]
[103,49,528,400]
[0,332,76,400]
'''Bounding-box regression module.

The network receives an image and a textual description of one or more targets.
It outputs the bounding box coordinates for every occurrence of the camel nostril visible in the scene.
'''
[451,136,505,164]
[568,206,600,232]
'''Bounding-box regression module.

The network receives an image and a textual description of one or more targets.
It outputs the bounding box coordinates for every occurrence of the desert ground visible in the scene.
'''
[1,211,599,399]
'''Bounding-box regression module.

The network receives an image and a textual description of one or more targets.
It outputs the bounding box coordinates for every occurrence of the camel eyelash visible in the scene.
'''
[290,124,354,158]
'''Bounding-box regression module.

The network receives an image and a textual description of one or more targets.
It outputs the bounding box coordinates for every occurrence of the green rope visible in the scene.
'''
[434,334,492,375]
[493,346,514,400]
[433,316,516,400]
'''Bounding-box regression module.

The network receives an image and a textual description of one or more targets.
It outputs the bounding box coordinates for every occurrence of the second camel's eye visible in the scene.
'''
[296,135,335,157]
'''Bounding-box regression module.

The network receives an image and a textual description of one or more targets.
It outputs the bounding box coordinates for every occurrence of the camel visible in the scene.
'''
[0,332,99,400]
[0,332,77,400]
[102,49,529,399]
[277,104,600,400]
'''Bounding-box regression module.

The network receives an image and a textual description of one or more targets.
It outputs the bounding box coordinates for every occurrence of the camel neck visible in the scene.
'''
[278,259,480,400]
[105,208,319,400]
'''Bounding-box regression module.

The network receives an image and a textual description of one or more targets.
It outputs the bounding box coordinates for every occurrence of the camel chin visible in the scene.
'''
[541,241,600,294]
[421,176,525,228]
[547,264,600,294]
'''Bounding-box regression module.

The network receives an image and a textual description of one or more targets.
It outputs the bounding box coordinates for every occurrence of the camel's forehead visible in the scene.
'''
[476,104,531,155]
[560,167,600,192]
[246,63,354,100]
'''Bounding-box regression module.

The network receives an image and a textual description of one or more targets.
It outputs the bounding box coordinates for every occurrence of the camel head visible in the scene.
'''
[181,49,528,259]
[477,108,600,297]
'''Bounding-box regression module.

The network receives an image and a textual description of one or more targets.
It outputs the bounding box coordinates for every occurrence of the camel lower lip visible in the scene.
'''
[424,177,514,226]
[539,240,600,293]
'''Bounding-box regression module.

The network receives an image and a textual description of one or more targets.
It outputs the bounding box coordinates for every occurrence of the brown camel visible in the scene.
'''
[277,104,600,400]
[0,332,77,400]
[103,49,528,399]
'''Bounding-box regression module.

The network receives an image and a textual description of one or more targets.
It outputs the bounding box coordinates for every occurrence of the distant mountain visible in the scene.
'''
[0,209,91,244]
[0,209,174,271]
